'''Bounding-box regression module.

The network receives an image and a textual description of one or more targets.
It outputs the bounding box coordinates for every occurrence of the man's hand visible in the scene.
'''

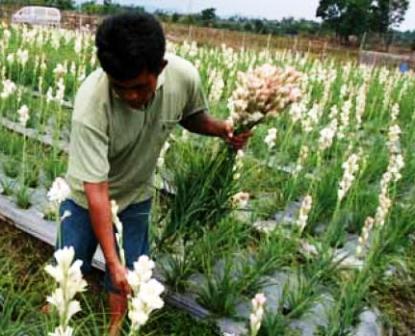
[219,120,252,151]
[108,261,131,296]
[180,112,252,151]
[84,182,131,296]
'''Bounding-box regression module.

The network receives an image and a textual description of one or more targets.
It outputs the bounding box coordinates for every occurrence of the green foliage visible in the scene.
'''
[79,1,144,15]
[316,0,373,41]
[1,0,75,9]
[370,0,410,34]
[15,184,31,209]
[200,8,217,25]
[195,258,240,317]
[159,143,238,248]
[316,0,410,42]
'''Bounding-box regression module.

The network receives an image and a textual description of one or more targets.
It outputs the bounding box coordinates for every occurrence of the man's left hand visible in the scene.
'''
[180,112,252,150]
[220,120,252,151]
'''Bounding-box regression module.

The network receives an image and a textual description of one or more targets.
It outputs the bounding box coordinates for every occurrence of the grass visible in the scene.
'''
[370,244,415,335]
[0,222,219,336]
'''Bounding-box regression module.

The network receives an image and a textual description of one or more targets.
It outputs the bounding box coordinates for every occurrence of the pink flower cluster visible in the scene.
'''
[228,64,302,129]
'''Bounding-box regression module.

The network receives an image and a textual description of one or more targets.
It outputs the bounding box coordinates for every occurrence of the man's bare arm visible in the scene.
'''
[84,181,130,294]
[180,111,227,137]
[180,111,252,150]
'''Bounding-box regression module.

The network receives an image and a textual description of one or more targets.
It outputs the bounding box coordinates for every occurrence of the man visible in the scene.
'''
[59,12,250,335]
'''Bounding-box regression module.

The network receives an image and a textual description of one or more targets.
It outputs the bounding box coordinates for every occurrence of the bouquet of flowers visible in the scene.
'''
[228,64,302,132]
[159,64,302,248]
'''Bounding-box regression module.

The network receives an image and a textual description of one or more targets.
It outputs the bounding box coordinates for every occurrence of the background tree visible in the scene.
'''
[317,0,410,45]
[316,0,371,43]
[200,7,216,25]
[370,0,409,33]
[44,0,74,10]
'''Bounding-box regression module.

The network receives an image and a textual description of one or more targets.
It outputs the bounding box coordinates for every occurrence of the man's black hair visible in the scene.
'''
[96,12,166,81]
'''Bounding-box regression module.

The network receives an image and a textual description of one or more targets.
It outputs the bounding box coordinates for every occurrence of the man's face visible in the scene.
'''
[109,62,166,110]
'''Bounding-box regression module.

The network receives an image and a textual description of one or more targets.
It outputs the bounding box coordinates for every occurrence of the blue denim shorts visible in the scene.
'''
[56,198,151,293]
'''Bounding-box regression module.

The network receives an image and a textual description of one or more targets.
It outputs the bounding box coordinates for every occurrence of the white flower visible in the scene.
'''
[138,279,165,310]
[3,29,11,41]
[41,60,47,72]
[129,297,149,326]
[264,128,277,150]
[181,129,189,141]
[387,153,405,182]
[391,103,399,121]
[318,119,337,151]
[47,288,65,311]
[328,105,338,120]
[127,255,164,332]
[48,326,74,336]
[250,293,266,336]
[356,216,374,257]
[232,192,250,209]
[55,78,65,104]
[6,53,14,64]
[299,240,318,255]
[57,249,83,281]
[289,87,302,101]
[375,193,392,227]
[47,177,71,204]
[133,255,155,282]
[110,200,125,266]
[1,79,17,99]
[294,145,309,175]
[247,111,264,124]
[65,300,81,323]
[233,150,245,180]
[53,63,67,78]
[17,105,30,127]
[208,69,225,103]
[297,195,312,233]
[74,38,82,54]
[47,291,80,324]
[17,49,29,66]
[45,247,87,334]
[338,99,352,139]
[387,124,402,154]
[338,153,360,202]
[46,87,54,103]
[45,247,86,294]
[289,102,305,123]
[355,84,367,127]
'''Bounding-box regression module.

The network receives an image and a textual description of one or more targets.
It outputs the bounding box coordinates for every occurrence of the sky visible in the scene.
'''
[81,0,415,31]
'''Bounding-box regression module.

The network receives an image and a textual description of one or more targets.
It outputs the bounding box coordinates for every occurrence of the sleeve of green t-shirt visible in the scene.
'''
[182,67,209,119]
[67,120,110,183]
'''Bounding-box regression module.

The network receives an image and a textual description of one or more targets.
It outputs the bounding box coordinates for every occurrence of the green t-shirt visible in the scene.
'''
[66,53,208,211]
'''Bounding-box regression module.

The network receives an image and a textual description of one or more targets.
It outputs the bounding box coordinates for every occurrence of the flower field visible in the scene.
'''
[1,22,415,335]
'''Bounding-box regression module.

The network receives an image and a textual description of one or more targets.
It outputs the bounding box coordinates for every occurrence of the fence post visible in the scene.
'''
[322,41,327,58]
[187,24,192,41]
[360,32,367,51]
[266,33,271,52]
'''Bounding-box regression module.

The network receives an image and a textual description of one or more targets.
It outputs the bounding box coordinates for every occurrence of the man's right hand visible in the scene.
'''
[108,261,131,296]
